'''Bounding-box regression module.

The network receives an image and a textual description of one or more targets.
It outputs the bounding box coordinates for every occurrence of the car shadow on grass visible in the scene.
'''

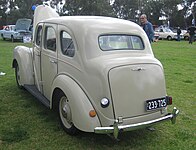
[72,127,157,147]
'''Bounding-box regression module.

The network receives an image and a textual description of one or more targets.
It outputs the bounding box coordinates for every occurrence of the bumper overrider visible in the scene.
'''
[94,107,179,139]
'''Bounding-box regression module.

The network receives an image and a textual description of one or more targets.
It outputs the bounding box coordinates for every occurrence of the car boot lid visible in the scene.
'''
[15,18,32,31]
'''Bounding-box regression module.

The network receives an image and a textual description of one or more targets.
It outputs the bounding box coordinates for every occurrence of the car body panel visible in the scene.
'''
[15,18,32,31]
[51,75,101,132]
[109,63,166,118]
[13,46,34,85]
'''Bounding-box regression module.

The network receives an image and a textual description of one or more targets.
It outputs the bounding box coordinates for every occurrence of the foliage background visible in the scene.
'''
[0,0,196,28]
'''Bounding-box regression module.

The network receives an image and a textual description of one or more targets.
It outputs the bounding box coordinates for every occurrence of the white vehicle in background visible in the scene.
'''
[0,25,15,38]
[2,19,32,42]
[155,26,183,40]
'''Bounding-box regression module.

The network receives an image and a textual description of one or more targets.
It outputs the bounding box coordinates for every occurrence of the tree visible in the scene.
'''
[61,0,113,16]
[0,0,42,25]
[141,0,164,25]
[0,0,195,28]
[112,0,139,20]
[175,0,196,27]
[0,0,12,25]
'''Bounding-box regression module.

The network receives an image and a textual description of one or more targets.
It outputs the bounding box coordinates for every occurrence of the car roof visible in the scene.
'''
[41,16,143,35]
[39,16,153,58]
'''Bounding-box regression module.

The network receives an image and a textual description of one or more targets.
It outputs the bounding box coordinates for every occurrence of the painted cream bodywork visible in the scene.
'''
[33,5,59,41]
[13,5,170,133]
[13,46,34,85]
[51,75,101,132]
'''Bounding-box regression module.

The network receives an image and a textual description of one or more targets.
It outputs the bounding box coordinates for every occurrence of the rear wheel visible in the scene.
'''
[15,62,23,89]
[167,36,172,41]
[184,36,189,41]
[1,34,5,40]
[58,92,78,135]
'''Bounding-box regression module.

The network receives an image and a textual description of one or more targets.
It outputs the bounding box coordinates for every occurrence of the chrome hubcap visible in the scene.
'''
[60,96,72,127]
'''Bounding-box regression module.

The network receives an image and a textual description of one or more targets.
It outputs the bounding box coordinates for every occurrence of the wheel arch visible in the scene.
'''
[51,87,62,111]
[167,35,172,40]
[12,59,17,68]
[51,75,101,132]
[12,46,34,85]
[184,36,189,40]
[11,35,15,42]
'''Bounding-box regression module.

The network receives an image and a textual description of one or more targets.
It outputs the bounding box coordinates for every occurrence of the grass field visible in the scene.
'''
[0,39,195,150]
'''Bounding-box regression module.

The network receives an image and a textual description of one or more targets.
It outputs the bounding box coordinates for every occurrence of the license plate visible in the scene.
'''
[146,97,167,111]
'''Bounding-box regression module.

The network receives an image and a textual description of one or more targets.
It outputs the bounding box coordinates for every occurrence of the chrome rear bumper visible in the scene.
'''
[94,107,179,139]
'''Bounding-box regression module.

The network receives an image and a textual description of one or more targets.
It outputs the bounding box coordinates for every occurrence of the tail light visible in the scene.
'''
[166,96,172,105]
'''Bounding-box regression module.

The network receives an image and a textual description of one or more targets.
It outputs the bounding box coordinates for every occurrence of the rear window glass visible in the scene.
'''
[99,35,144,51]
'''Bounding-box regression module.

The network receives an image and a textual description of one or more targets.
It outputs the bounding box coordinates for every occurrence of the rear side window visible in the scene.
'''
[99,35,144,51]
[60,31,75,57]
[44,26,56,51]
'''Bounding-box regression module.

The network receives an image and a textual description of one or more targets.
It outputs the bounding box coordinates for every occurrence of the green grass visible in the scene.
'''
[0,39,195,150]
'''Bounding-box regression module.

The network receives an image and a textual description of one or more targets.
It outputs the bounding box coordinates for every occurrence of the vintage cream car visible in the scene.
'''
[12,5,179,139]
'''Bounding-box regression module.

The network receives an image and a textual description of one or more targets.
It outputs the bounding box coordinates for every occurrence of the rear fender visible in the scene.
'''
[12,46,34,85]
[51,75,101,132]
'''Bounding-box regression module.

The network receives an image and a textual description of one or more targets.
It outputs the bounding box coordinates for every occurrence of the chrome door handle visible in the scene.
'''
[50,60,57,64]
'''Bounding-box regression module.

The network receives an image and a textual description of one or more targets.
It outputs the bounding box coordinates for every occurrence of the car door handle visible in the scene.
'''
[50,60,57,64]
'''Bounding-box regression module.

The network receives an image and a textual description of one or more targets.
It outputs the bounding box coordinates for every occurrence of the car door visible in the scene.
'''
[3,26,11,38]
[33,23,44,93]
[158,29,166,39]
[41,23,57,100]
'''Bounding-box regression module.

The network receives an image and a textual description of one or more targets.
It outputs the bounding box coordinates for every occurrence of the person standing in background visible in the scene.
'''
[140,14,154,43]
[187,25,196,44]
[177,27,181,41]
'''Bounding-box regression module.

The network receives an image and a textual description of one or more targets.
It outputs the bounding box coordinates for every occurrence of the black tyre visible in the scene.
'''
[15,62,23,89]
[184,36,189,41]
[58,92,78,135]
[1,34,5,40]
[167,36,172,41]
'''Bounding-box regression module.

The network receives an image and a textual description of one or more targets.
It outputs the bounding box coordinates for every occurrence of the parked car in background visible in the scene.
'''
[170,27,186,35]
[184,32,190,40]
[155,26,183,40]
[183,32,196,41]
[154,32,160,42]
[0,26,6,35]
[2,18,32,42]
[12,5,179,139]
[0,25,15,38]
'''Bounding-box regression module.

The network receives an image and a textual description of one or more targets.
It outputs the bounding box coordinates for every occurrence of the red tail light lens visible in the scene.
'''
[166,96,172,105]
